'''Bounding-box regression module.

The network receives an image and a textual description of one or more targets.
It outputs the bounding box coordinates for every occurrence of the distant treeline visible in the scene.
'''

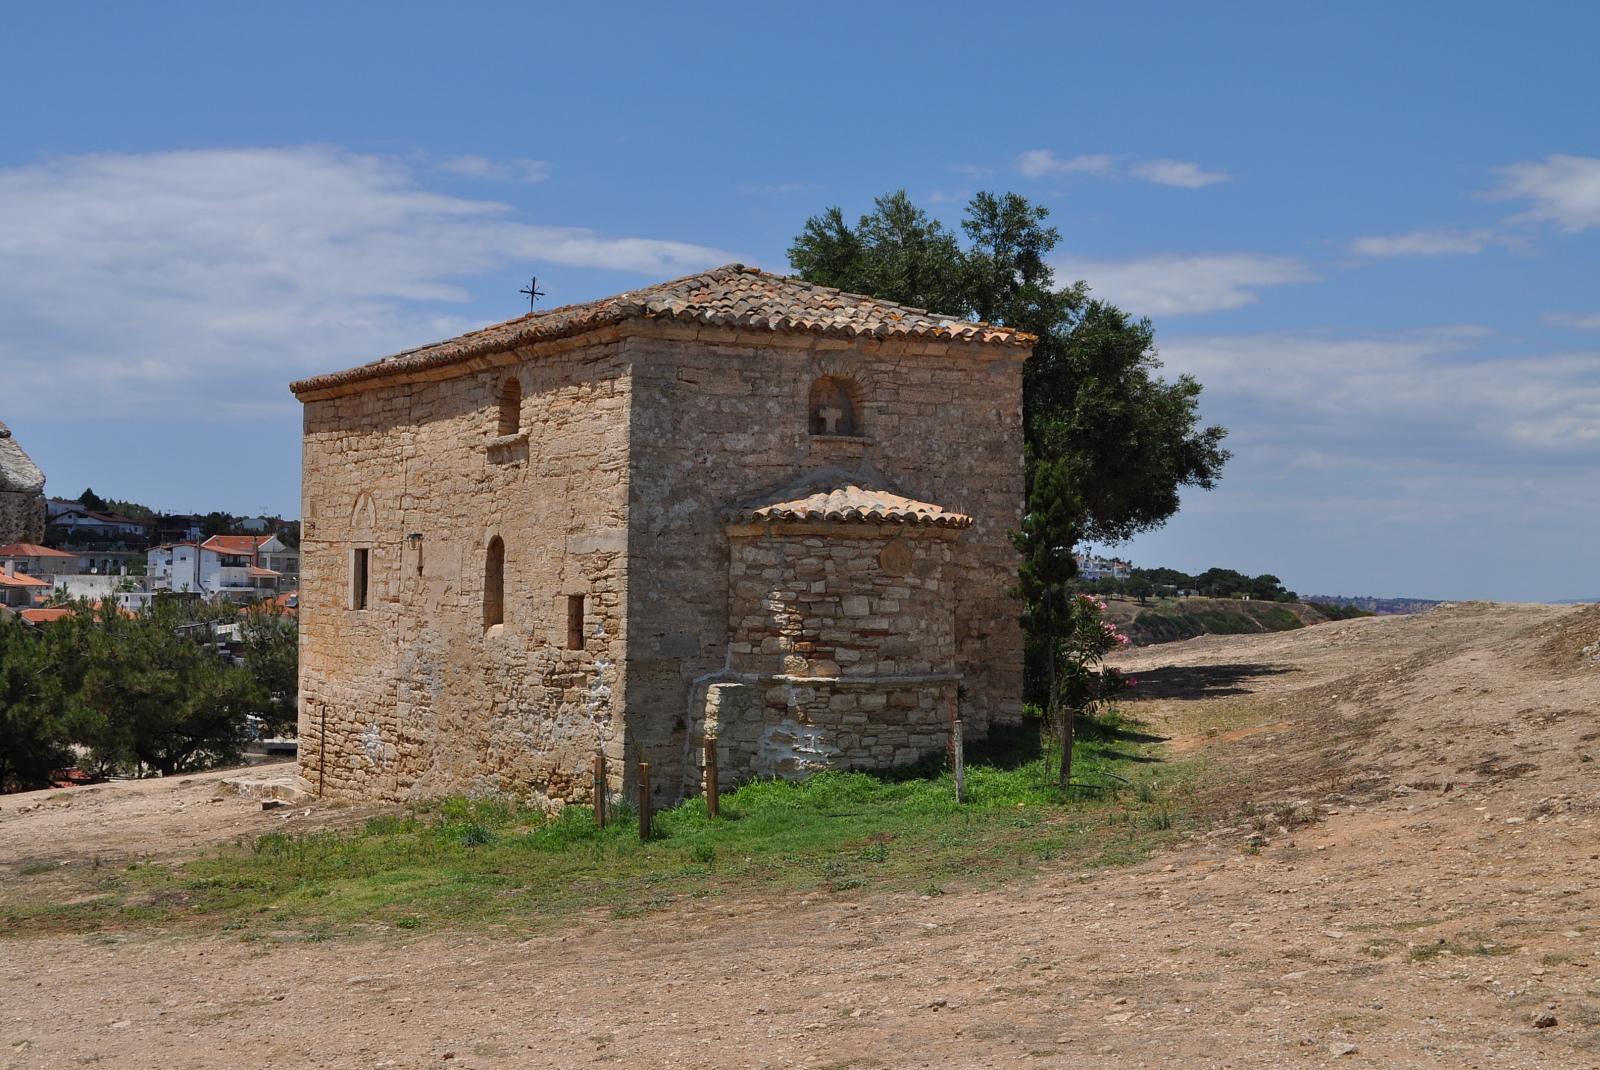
[1080,565,1299,603]
[1304,595,1443,616]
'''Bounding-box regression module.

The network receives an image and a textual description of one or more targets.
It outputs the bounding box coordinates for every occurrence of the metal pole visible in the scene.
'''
[953,718,965,804]
[704,735,719,819]
[593,751,606,829]
[638,762,652,842]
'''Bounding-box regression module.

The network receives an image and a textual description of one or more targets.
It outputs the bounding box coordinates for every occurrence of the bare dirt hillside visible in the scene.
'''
[7,601,1600,1068]
[1101,595,1344,646]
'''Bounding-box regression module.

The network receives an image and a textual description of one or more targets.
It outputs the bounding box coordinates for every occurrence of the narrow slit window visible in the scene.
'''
[566,594,585,650]
[351,548,369,610]
[483,537,505,628]
[497,377,522,437]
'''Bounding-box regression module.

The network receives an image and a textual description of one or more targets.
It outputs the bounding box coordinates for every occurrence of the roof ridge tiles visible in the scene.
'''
[724,483,973,529]
[291,264,1033,397]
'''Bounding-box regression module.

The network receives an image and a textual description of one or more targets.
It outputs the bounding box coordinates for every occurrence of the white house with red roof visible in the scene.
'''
[0,559,51,608]
[147,534,298,600]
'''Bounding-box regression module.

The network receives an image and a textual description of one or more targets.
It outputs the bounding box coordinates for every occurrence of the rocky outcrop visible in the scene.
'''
[0,420,46,545]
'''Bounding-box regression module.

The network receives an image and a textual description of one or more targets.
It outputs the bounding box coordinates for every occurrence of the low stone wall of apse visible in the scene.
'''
[692,674,958,787]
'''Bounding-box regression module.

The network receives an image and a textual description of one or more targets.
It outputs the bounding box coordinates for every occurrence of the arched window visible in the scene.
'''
[809,376,859,436]
[483,537,505,628]
[497,377,522,437]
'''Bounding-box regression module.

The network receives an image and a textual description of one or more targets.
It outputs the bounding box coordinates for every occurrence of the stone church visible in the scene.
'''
[290,265,1031,805]
[0,420,47,545]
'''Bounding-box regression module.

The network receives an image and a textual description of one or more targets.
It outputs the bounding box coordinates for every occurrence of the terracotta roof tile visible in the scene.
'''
[0,543,75,558]
[291,264,1033,397]
[201,535,270,554]
[0,572,52,588]
[725,484,972,529]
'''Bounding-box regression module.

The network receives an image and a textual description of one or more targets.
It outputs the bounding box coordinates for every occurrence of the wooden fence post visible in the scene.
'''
[593,751,606,829]
[704,735,720,819]
[638,761,651,841]
[953,718,965,804]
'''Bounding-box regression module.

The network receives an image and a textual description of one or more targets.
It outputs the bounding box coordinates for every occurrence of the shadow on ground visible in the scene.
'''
[1124,663,1297,701]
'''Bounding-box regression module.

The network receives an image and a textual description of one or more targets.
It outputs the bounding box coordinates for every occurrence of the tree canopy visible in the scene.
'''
[1,597,298,789]
[789,190,1230,546]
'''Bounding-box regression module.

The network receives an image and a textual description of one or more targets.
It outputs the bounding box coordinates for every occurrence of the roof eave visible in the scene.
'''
[290,309,1034,402]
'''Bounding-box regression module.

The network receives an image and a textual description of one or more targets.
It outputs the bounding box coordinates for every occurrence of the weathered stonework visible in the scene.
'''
[0,420,46,546]
[291,266,1030,806]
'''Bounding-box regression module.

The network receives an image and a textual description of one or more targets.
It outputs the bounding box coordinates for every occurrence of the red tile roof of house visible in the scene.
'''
[241,591,298,616]
[201,535,271,554]
[20,607,74,623]
[0,543,76,558]
[291,264,1035,398]
[0,572,52,588]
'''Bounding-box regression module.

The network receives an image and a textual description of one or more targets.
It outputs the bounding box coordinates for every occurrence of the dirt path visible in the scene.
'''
[7,602,1600,1068]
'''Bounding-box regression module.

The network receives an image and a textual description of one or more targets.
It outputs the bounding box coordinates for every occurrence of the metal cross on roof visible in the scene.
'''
[519,277,545,311]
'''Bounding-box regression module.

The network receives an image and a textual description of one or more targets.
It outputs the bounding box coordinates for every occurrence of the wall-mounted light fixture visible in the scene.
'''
[406,532,424,576]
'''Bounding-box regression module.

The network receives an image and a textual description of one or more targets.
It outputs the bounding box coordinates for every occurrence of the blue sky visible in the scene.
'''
[2,2,1597,600]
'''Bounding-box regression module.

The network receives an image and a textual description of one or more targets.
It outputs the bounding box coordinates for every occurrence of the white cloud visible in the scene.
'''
[736,182,811,196]
[1115,327,1600,600]
[1545,311,1600,329]
[1017,150,1119,180]
[1016,150,1229,187]
[1160,328,1600,462]
[1493,154,1600,231]
[1054,252,1317,316]
[1347,228,1496,258]
[1126,158,1231,189]
[437,155,551,183]
[0,146,735,415]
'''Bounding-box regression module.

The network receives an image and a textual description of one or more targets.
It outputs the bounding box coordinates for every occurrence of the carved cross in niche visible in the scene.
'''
[817,406,844,434]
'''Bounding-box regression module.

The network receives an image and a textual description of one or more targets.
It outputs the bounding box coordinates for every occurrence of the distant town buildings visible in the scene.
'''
[0,542,79,578]
[147,534,298,601]
[0,560,51,607]
[1075,552,1132,582]
[0,473,302,615]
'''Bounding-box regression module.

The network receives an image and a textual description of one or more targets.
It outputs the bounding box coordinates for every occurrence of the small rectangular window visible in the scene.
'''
[351,548,369,610]
[566,594,585,650]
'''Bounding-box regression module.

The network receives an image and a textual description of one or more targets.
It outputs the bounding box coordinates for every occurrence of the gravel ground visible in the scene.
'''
[5,601,1600,1068]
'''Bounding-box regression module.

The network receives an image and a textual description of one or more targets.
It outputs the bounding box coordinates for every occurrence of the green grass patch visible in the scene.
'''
[1409,939,1518,962]
[1,721,1199,941]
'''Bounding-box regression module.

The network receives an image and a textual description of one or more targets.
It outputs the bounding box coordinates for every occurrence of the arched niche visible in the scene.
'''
[808,375,861,437]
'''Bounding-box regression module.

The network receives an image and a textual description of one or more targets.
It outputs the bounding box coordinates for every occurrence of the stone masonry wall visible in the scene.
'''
[296,334,633,804]
[0,420,47,545]
[297,319,1024,807]
[725,522,958,680]
[624,328,1024,799]
[702,676,958,782]
[0,492,44,546]
[682,521,962,785]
